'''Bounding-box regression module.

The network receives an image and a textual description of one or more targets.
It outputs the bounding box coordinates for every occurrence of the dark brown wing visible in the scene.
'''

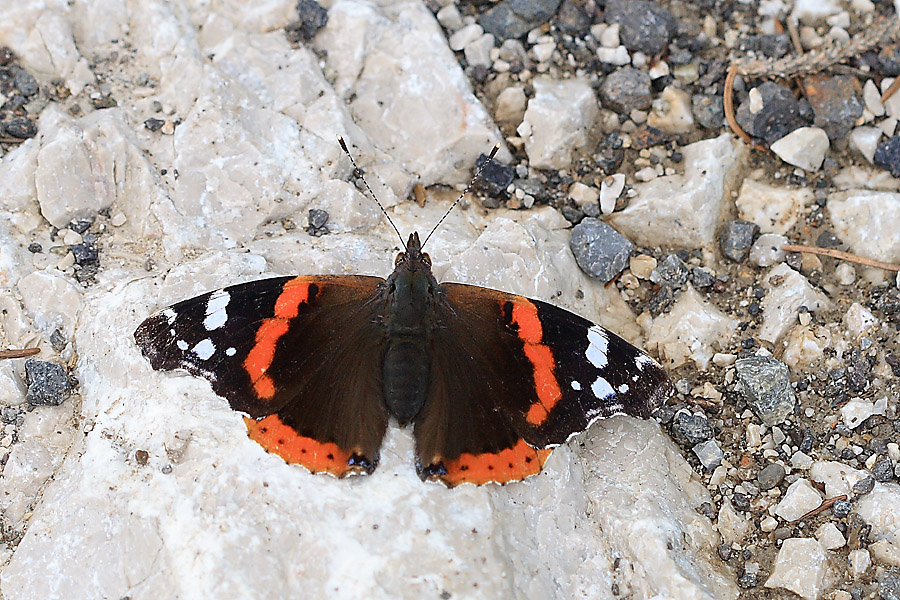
[134,275,391,477]
[414,283,672,486]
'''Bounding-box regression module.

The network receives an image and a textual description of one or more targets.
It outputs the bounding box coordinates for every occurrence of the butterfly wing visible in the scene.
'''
[134,275,391,477]
[414,283,673,487]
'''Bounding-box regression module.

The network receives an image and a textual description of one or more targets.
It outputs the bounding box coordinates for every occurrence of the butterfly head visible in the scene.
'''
[394,232,432,272]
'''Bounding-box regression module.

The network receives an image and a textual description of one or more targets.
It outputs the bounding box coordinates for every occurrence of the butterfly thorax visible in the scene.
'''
[380,232,440,424]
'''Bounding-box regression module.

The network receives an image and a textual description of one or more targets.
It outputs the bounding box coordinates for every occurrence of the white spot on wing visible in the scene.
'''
[591,376,615,400]
[176,340,188,351]
[635,354,656,371]
[586,326,609,370]
[203,290,230,331]
[226,347,236,356]
[617,383,629,393]
[192,339,216,361]
[162,309,177,324]
[571,380,582,391]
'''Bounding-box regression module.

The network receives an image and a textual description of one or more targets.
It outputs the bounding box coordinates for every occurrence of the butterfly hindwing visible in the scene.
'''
[134,275,391,477]
[414,283,672,486]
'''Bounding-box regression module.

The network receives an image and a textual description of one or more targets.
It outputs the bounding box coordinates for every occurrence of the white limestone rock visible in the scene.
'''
[608,134,746,248]
[848,549,871,577]
[844,302,878,338]
[494,86,527,124]
[759,263,830,344]
[828,190,900,266]
[849,126,882,163]
[647,86,694,134]
[749,233,789,267]
[736,179,813,234]
[810,461,869,498]
[770,127,830,172]
[717,500,749,545]
[16,271,83,341]
[774,479,823,522]
[647,286,738,370]
[815,522,846,550]
[520,77,599,170]
[764,537,829,600]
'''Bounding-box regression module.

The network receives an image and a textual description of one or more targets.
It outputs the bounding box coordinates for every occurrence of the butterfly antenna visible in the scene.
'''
[422,144,500,249]
[338,136,406,249]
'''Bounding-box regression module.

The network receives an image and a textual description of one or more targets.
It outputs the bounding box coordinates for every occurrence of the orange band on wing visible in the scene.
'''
[243,278,311,400]
[439,439,551,486]
[244,415,356,477]
[511,301,562,425]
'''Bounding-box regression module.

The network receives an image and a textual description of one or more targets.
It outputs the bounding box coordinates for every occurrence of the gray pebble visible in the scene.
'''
[719,220,760,263]
[832,499,852,518]
[693,439,724,471]
[852,474,875,496]
[757,463,786,490]
[670,410,713,445]
[25,360,73,406]
[734,356,796,426]
[569,218,633,283]
[599,67,652,114]
[873,458,894,482]
[604,0,675,55]
[880,572,900,600]
[874,136,900,178]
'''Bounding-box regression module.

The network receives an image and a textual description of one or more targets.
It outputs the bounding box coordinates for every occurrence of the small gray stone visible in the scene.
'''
[285,0,328,43]
[807,75,864,142]
[719,220,759,263]
[831,499,852,518]
[599,67,652,114]
[25,360,73,406]
[873,458,894,482]
[852,474,875,496]
[692,94,725,130]
[757,463,786,490]
[478,0,562,41]
[604,0,675,55]
[874,136,900,178]
[569,218,633,283]
[734,356,795,426]
[671,410,713,445]
[692,439,724,471]
[880,572,900,600]
[653,254,689,288]
[735,82,803,144]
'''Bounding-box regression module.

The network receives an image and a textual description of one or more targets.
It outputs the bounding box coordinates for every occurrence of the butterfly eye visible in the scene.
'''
[422,253,431,267]
[395,252,406,266]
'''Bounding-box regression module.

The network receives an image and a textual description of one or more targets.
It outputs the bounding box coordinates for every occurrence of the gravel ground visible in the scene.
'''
[1,1,900,599]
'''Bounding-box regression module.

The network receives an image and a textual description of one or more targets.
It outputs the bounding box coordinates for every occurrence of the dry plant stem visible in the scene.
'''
[782,244,900,272]
[792,494,848,523]
[0,348,40,359]
[724,65,766,151]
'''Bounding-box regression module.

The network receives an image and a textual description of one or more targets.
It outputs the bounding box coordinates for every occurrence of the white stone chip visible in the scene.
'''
[736,179,813,234]
[717,500,748,545]
[844,302,877,337]
[814,522,845,549]
[759,263,830,344]
[647,286,738,370]
[841,398,877,429]
[764,537,828,600]
[647,86,694,134]
[599,173,625,215]
[448,23,482,51]
[867,540,900,568]
[770,127,830,172]
[828,190,900,268]
[848,549,871,577]
[521,77,598,170]
[774,479,823,522]
[849,126,882,163]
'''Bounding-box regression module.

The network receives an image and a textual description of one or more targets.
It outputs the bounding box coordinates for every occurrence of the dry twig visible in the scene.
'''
[782,244,900,272]
[792,494,848,523]
[0,347,40,359]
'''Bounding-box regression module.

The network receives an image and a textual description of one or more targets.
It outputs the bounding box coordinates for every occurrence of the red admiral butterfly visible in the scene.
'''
[134,140,673,487]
